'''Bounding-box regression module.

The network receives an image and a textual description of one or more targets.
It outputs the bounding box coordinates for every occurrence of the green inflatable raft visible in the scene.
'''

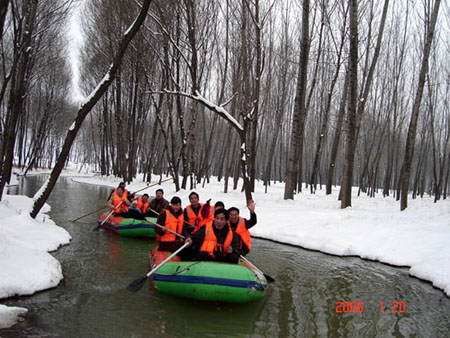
[98,213,157,237]
[151,249,268,303]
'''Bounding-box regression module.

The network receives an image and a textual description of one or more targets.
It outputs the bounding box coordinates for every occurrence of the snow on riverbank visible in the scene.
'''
[74,174,450,297]
[0,194,71,329]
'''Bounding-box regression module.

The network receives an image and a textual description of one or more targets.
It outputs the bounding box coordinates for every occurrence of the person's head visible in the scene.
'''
[189,192,200,207]
[228,207,240,223]
[214,208,229,229]
[214,201,225,210]
[155,189,164,200]
[118,182,126,189]
[131,200,138,208]
[142,193,149,203]
[116,186,124,197]
[170,196,182,213]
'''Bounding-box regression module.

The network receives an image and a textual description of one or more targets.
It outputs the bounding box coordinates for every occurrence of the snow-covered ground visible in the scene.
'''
[1,170,449,328]
[0,171,71,329]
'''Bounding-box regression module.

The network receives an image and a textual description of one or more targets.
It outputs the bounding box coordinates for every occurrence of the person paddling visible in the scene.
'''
[155,196,189,253]
[107,186,131,217]
[228,200,257,256]
[107,182,130,202]
[148,189,169,217]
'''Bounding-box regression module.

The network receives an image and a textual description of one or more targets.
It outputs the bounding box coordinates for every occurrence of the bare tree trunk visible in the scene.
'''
[114,71,127,182]
[263,6,290,192]
[326,70,349,195]
[284,0,310,200]
[247,0,263,193]
[0,0,9,40]
[340,0,358,208]
[310,5,347,193]
[30,0,153,218]
[355,0,390,139]
[184,0,199,190]
[383,7,408,197]
[427,76,440,202]
[400,0,441,211]
[0,0,38,200]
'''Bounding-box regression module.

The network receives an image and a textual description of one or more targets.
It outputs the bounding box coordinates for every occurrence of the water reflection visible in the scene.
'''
[2,176,450,337]
[250,244,450,337]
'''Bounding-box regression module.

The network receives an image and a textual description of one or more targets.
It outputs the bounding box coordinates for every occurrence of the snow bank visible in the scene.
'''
[0,304,27,329]
[0,194,71,328]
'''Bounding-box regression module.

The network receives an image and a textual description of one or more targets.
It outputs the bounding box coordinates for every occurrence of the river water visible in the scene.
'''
[2,175,450,337]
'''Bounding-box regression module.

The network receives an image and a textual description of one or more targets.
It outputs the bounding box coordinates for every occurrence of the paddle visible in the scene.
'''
[146,219,186,239]
[127,242,190,292]
[71,205,109,222]
[148,207,200,230]
[240,255,275,283]
[93,201,123,232]
[131,177,173,195]
[71,178,172,223]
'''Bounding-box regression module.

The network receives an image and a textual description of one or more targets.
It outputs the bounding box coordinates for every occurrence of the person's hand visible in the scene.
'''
[185,238,193,246]
[247,200,255,213]
[226,246,233,254]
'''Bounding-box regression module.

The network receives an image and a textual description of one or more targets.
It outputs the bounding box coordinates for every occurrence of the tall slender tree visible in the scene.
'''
[399,0,441,210]
[284,0,310,200]
[340,0,358,208]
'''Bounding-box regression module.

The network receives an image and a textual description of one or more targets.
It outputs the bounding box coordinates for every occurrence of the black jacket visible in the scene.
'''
[191,222,241,263]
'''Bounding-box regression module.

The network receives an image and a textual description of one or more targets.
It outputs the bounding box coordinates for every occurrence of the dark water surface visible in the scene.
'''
[2,176,450,337]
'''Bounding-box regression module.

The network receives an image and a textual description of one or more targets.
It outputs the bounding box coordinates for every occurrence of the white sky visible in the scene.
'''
[66,1,86,103]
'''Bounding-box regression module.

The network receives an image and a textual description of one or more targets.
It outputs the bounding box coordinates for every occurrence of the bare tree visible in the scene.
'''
[399,0,441,211]
[284,0,310,200]
[0,0,9,40]
[340,0,358,208]
[30,0,153,218]
[0,0,38,199]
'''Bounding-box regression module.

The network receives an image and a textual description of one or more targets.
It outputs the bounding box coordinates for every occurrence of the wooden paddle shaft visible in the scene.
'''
[100,200,123,226]
[147,242,190,277]
[147,220,186,239]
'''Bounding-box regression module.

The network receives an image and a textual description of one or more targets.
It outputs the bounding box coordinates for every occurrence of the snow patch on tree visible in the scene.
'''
[193,91,244,131]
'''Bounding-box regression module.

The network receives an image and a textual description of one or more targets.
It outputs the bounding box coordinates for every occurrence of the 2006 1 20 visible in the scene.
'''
[335,301,406,313]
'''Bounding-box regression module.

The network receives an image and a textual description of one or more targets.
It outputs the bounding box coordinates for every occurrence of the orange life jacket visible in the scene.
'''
[199,221,234,258]
[204,206,215,223]
[136,196,149,214]
[111,192,128,214]
[185,203,204,227]
[230,216,251,252]
[159,209,184,242]
[113,188,128,198]
[193,205,216,233]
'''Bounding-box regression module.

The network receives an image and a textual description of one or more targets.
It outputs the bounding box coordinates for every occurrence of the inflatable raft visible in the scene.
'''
[98,214,157,237]
[150,248,268,303]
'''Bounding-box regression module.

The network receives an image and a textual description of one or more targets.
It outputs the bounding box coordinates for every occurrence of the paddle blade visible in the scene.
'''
[264,273,275,283]
[92,225,101,232]
[127,275,148,292]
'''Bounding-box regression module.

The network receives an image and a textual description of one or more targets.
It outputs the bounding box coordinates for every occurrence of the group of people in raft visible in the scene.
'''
[107,182,257,264]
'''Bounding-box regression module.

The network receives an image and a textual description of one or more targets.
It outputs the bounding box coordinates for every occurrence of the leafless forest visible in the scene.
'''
[0,0,449,216]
